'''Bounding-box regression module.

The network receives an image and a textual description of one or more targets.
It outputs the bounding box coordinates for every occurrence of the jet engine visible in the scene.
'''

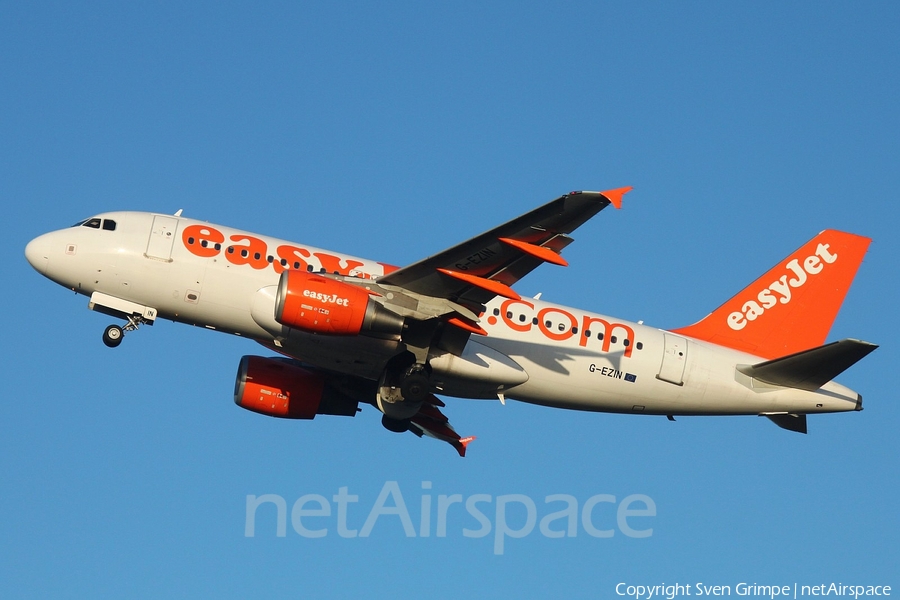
[234,355,359,419]
[274,270,404,338]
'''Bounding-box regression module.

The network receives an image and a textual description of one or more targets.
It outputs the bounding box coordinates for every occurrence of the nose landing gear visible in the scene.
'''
[102,324,124,347]
[89,293,158,348]
[101,315,145,348]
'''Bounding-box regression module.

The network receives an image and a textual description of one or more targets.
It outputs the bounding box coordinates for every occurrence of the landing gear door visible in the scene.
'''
[146,215,178,261]
[657,333,688,386]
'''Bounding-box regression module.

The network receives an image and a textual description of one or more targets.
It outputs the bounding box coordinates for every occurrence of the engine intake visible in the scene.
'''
[274,270,404,338]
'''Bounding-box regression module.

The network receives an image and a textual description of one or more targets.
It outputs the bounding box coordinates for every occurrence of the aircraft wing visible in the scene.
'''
[377,188,631,309]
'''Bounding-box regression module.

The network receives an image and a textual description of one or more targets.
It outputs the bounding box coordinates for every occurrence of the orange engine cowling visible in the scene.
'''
[234,355,360,419]
[274,270,404,337]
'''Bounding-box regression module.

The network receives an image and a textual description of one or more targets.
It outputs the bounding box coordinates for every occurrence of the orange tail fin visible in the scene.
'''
[672,230,871,359]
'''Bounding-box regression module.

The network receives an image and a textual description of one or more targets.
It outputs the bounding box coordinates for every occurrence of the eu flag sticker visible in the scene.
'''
[624,373,637,383]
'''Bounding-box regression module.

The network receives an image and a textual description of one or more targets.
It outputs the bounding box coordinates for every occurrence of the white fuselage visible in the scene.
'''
[25,211,860,417]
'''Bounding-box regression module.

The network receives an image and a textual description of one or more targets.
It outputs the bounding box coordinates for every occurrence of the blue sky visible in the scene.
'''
[2,2,898,598]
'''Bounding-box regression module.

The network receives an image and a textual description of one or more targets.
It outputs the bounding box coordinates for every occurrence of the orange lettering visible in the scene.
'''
[379,262,400,275]
[274,245,312,274]
[500,299,535,332]
[182,225,224,258]
[226,235,269,270]
[537,307,577,341]
[314,252,365,277]
[580,316,635,357]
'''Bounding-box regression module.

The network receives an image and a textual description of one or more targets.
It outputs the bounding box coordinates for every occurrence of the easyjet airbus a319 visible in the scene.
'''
[25,189,876,455]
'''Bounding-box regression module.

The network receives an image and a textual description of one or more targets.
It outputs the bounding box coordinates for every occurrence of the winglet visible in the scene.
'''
[409,396,476,457]
[600,186,633,210]
[455,436,476,458]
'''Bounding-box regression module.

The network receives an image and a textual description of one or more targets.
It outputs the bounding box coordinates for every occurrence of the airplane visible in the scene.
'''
[24,188,877,456]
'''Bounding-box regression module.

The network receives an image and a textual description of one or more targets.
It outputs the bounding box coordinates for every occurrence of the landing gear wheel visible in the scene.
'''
[382,415,411,433]
[400,373,430,403]
[102,324,124,348]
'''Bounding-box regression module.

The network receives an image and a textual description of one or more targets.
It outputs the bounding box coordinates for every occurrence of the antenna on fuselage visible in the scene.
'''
[174,209,183,217]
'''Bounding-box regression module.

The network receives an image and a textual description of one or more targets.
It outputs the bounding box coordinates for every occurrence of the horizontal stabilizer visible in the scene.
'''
[738,339,877,391]
[764,413,808,434]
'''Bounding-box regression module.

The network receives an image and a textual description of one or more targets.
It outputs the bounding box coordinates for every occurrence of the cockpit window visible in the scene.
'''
[71,217,116,230]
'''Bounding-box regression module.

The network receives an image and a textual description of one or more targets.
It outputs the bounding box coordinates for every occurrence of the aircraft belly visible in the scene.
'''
[429,340,529,399]
[474,335,663,413]
[479,332,859,416]
[270,334,401,380]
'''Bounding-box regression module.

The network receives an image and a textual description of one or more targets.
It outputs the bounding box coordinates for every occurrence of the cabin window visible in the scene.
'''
[241,249,249,258]
[519,314,526,323]
[636,342,643,350]
[623,339,630,347]
[611,336,617,344]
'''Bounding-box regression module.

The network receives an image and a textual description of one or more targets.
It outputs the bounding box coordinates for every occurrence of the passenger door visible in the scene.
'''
[657,333,688,385]
[145,216,178,261]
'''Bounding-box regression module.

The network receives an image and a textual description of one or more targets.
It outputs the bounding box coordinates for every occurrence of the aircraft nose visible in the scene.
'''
[25,234,51,275]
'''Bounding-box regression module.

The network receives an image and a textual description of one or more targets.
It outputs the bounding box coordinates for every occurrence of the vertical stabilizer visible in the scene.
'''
[673,230,870,359]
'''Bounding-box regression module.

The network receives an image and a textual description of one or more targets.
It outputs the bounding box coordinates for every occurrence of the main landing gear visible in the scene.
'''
[399,364,431,403]
[101,315,144,348]
[376,358,434,423]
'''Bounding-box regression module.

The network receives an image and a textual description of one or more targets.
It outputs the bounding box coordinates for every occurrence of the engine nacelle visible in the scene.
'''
[274,270,404,338]
[234,355,358,419]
